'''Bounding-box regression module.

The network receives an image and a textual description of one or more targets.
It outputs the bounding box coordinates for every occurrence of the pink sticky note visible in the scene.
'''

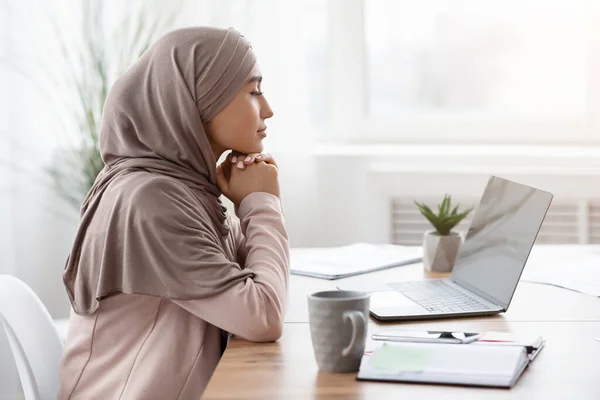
[478,332,517,342]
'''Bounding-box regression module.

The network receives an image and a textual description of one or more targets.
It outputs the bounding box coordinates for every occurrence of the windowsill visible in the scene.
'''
[311,143,600,172]
[312,143,600,158]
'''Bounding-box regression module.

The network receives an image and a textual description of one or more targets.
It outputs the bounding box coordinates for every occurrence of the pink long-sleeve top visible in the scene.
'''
[58,192,289,399]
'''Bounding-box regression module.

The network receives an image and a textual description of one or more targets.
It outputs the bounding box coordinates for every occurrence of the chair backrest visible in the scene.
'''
[0,275,64,400]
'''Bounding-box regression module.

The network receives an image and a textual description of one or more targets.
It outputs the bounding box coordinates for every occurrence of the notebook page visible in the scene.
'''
[367,342,526,376]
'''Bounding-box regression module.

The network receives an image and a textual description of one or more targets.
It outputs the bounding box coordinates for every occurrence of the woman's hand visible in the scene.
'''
[216,152,280,207]
[229,151,278,170]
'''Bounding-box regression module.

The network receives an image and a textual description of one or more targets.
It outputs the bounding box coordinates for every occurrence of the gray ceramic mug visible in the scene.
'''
[307,290,370,373]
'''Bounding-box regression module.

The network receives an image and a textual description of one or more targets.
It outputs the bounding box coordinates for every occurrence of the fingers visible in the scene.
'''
[226,151,245,170]
[230,151,243,165]
[244,153,276,166]
[241,152,278,167]
[255,153,277,168]
[235,158,247,170]
[242,153,263,165]
[228,151,277,170]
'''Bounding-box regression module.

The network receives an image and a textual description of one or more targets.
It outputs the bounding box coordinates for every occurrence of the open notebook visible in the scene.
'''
[357,342,532,388]
[290,243,422,280]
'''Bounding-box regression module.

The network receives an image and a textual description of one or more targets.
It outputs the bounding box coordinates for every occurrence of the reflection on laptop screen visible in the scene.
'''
[450,176,553,308]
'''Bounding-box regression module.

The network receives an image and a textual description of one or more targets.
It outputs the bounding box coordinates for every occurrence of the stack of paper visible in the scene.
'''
[290,243,422,280]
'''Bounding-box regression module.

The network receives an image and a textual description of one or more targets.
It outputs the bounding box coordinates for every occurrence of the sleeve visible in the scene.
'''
[229,211,248,267]
[172,192,290,342]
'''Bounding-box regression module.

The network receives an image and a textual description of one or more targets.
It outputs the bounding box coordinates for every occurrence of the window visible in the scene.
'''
[366,0,586,118]
[327,0,600,144]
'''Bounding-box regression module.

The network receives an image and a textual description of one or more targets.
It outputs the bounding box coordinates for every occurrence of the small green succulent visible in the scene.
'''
[414,194,473,236]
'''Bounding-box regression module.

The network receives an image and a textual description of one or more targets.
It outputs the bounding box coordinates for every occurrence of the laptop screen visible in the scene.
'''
[450,176,553,309]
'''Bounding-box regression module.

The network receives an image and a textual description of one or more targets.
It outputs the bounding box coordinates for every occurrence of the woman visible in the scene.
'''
[59,27,289,399]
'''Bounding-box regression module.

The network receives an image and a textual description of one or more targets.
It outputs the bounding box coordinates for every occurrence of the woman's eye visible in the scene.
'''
[251,91,264,96]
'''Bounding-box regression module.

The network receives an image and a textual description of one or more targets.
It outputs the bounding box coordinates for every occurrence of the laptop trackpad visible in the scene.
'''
[370,291,427,317]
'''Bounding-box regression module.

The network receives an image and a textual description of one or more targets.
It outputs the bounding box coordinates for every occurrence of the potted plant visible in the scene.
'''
[414,195,473,273]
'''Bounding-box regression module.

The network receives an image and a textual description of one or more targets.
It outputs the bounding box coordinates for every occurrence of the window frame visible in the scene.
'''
[325,0,600,145]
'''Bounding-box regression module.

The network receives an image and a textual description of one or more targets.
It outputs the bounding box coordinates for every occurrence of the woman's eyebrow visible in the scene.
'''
[247,76,263,84]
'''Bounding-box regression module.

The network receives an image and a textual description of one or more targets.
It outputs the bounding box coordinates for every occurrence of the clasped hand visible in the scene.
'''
[216,151,280,207]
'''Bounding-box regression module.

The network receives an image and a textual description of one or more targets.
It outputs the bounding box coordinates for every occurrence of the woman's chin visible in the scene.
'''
[232,145,263,155]
[247,143,264,154]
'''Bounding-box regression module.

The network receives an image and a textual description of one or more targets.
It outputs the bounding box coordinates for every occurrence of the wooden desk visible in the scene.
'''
[204,322,600,399]
[204,245,600,399]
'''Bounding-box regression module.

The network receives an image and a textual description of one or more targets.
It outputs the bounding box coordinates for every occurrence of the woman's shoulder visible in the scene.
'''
[111,171,208,219]
[117,170,191,197]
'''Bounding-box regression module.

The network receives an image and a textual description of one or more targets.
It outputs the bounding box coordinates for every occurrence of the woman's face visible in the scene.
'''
[203,65,274,159]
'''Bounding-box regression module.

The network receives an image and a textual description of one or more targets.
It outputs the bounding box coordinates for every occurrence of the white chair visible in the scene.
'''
[0,275,64,400]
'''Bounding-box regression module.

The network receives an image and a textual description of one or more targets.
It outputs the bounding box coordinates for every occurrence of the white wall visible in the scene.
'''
[312,144,600,247]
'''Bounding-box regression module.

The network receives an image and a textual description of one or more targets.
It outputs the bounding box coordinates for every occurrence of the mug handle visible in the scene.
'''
[341,310,367,357]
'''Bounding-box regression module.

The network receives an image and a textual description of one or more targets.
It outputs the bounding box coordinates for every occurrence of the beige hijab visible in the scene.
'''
[63,27,257,316]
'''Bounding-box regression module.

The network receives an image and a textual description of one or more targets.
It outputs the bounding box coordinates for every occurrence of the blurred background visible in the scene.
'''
[2,0,600,397]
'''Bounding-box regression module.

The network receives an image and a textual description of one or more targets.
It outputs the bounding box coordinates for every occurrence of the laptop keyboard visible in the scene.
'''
[390,280,494,313]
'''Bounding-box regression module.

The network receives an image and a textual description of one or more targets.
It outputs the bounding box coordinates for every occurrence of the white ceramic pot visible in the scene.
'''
[423,230,463,273]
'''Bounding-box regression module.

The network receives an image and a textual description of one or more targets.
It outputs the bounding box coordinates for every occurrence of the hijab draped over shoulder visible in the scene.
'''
[63,27,257,316]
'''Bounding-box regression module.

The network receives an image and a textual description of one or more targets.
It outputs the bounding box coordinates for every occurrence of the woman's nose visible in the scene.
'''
[261,96,274,119]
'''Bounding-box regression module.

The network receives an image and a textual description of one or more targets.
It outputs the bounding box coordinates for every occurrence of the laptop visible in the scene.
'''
[342,175,553,321]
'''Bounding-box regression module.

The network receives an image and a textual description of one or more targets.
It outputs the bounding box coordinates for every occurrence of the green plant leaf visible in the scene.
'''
[415,196,473,236]
[451,204,460,215]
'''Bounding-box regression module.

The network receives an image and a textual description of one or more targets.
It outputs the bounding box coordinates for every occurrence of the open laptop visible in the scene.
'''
[343,175,553,321]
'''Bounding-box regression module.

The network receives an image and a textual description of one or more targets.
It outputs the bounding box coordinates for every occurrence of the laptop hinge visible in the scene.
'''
[451,278,506,310]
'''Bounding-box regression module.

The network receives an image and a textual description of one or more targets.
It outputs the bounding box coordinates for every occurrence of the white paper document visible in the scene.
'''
[521,253,600,297]
[290,243,422,280]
